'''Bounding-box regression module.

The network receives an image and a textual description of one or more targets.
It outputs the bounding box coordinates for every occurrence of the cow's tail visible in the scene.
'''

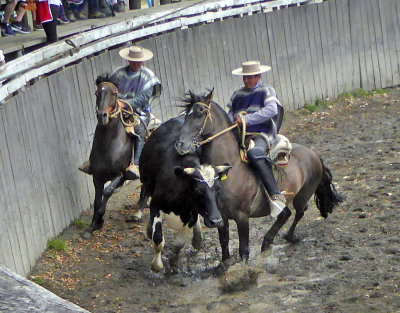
[314,158,344,218]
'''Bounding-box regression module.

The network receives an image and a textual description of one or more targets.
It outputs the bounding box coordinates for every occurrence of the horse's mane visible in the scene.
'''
[180,90,240,140]
[95,73,119,88]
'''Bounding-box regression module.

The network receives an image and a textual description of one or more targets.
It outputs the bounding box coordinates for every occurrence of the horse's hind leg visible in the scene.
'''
[261,207,291,251]
[283,204,307,243]
[132,187,149,223]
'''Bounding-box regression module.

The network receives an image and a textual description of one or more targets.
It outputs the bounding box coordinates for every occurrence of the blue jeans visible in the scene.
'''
[69,0,99,13]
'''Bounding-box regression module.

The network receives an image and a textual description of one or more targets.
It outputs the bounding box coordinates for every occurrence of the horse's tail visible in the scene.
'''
[314,158,344,218]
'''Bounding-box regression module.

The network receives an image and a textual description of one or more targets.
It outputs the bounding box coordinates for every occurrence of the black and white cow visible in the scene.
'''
[138,117,230,272]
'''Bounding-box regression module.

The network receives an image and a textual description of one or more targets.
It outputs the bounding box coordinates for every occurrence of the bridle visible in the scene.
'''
[96,82,139,127]
[190,101,238,147]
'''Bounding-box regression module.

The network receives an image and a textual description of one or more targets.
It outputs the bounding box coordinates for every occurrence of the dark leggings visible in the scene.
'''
[42,4,60,43]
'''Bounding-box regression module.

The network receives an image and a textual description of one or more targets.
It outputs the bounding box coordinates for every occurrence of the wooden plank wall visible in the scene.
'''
[1,0,399,276]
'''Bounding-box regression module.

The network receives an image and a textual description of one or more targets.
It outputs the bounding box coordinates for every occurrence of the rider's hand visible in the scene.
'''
[236,116,243,128]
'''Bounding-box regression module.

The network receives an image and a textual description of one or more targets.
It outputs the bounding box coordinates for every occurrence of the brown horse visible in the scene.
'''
[82,74,136,238]
[175,90,344,261]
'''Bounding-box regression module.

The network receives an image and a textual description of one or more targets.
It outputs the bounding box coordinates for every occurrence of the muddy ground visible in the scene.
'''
[30,87,400,313]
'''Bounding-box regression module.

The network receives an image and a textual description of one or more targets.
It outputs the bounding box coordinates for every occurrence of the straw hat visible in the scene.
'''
[232,61,271,75]
[119,46,153,62]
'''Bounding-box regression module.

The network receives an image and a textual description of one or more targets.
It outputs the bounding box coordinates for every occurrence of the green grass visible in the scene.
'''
[31,277,46,286]
[47,238,68,252]
[74,218,89,230]
[351,88,369,98]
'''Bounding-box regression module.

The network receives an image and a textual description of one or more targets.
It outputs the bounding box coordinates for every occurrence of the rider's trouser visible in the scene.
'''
[246,135,280,197]
[132,113,150,165]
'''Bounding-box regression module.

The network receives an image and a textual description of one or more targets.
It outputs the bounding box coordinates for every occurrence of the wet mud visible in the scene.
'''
[30,88,400,313]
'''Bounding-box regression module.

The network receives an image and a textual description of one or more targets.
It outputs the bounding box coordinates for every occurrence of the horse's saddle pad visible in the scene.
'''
[240,134,292,167]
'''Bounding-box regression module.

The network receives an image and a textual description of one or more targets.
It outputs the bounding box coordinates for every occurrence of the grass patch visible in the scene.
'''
[304,98,329,112]
[375,88,385,95]
[351,88,369,98]
[31,276,46,286]
[47,238,68,252]
[75,218,89,230]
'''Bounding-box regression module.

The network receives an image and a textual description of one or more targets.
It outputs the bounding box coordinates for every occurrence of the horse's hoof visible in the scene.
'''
[80,230,93,240]
[283,233,302,244]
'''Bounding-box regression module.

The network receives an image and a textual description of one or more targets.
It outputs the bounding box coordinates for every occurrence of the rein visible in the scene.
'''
[192,101,251,148]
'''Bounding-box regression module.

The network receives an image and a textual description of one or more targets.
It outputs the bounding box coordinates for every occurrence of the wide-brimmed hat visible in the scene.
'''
[232,61,271,75]
[119,46,153,62]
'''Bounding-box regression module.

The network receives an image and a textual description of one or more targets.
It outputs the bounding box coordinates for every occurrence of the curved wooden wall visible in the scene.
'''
[0,0,399,276]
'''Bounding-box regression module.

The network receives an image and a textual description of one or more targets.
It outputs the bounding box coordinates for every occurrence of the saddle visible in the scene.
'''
[240,134,292,168]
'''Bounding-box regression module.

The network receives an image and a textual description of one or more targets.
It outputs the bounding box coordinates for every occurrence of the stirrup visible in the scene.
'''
[78,160,92,175]
[269,193,286,217]
[125,163,140,180]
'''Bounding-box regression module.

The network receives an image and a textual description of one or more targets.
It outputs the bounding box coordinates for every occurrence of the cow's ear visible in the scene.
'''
[215,164,232,180]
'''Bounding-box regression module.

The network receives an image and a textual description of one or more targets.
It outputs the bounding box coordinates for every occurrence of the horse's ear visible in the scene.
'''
[95,73,110,86]
[189,90,195,100]
[206,88,215,101]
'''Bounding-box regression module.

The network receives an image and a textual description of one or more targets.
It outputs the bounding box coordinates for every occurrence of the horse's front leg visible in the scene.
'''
[217,217,230,261]
[261,207,292,251]
[236,217,250,261]
[81,178,104,239]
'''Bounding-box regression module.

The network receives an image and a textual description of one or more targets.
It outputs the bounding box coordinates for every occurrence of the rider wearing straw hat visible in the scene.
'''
[79,45,160,179]
[228,60,289,216]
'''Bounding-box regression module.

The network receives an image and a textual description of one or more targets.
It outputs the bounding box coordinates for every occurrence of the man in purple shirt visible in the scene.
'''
[228,61,287,216]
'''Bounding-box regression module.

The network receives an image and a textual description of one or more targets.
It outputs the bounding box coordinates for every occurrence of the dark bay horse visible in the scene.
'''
[175,90,344,261]
[82,74,136,238]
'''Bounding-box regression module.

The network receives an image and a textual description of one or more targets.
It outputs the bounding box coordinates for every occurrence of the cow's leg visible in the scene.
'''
[167,216,192,273]
[191,218,203,250]
[236,217,250,261]
[218,217,230,261]
[261,207,292,251]
[150,209,164,272]
[82,178,104,239]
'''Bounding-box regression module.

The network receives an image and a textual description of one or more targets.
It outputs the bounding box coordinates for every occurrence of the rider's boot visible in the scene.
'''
[78,160,92,175]
[247,147,288,217]
[125,136,144,180]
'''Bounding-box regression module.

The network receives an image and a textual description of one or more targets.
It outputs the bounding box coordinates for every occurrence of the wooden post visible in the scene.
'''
[129,0,141,10]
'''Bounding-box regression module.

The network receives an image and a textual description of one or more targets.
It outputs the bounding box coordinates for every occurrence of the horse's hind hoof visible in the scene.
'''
[283,233,302,244]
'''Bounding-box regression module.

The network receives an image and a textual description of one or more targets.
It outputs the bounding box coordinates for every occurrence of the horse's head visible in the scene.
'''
[175,89,216,155]
[95,74,119,126]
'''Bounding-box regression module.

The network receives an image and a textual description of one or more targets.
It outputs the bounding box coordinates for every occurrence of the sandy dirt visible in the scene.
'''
[29,87,400,313]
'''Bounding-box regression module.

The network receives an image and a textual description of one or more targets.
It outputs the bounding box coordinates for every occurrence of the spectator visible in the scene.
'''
[11,1,31,34]
[57,3,70,23]
[1,0,30,36]
[36,0,61,43]
[66,0,106,20]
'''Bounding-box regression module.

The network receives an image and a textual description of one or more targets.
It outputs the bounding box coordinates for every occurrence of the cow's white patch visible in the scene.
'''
[197,165,217,188]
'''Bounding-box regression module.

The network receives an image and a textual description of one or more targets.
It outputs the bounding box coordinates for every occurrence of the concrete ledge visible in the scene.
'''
[0,266,89,313]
